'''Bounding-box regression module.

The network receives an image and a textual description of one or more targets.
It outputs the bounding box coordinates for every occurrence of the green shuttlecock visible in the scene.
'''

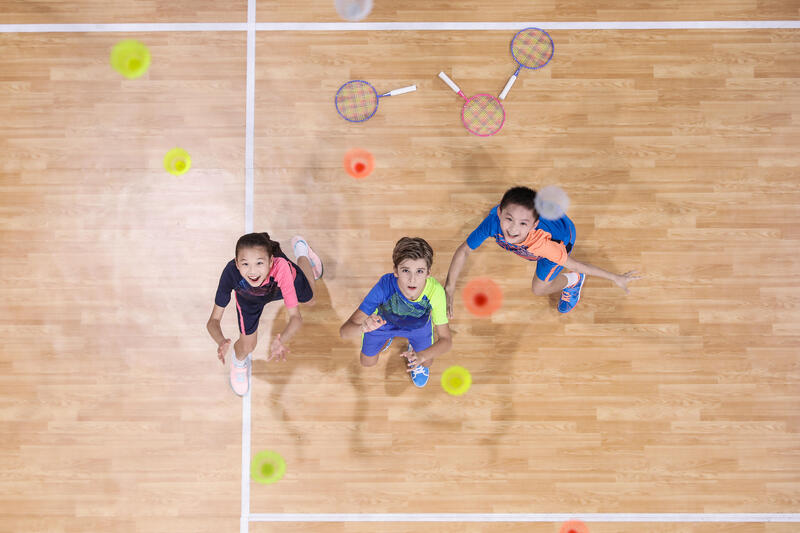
[441,365,472,396]
[110,40,151,79]
[163,148,191,176]
[250,450,286,485]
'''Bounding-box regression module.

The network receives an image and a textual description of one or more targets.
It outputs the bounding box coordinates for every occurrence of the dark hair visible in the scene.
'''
[499,186,538,218]
[392,237,434,270]
[235,232,283,259]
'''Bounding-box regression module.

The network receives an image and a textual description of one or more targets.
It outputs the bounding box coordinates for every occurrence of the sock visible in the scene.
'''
[564,272,580,288]
[233,354,250,368]
[294,239,309,259]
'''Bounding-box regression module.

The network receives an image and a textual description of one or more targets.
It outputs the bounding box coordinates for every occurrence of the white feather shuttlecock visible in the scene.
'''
[334,0,373,21]
[535,185,570,220]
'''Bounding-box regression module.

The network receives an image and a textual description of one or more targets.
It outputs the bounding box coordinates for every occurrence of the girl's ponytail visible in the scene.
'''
[259,232,283,258]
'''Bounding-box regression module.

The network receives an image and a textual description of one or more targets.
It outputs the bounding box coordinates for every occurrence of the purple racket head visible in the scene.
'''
[511,27,554,70]
[461,94,505,137]
[335,80,379,122]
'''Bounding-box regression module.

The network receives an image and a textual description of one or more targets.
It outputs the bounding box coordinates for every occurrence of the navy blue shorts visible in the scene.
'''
[361,317,435,357]
[234,259,313,336]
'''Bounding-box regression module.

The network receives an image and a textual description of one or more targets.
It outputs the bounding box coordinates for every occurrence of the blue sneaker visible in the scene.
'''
[558,273,586,313]
[410,365,430,388]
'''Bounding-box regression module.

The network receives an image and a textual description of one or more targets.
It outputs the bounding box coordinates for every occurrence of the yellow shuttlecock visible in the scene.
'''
[163,148,191,176]
[110,40,151,79]
[250,450,286,485]
[441,365,472,396]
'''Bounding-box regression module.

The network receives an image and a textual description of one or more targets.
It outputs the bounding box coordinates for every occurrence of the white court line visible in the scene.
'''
[244,4,256,235]
[239,387,252,533]
[0,23,246,32]
[249,513,800,523]
[2,20,800,33]
[240,1,256,532]
[256,20,800,30]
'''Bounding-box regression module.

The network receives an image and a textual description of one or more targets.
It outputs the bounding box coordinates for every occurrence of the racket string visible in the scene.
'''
[336,81,378,122]
[513,29,554,68]
[463,95,504,136]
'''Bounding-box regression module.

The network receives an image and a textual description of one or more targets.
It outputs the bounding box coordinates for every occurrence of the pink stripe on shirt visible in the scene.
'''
[269,257,299,308]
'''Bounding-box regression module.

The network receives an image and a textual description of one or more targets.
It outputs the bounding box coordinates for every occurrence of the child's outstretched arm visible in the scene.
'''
[268,306,304,362]
[206,304,232,364]
[563,257,641,294]
[340,309,385,339]
[444,241,473,319]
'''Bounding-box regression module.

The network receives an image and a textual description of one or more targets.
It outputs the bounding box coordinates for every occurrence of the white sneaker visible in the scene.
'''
[229,356,250,396]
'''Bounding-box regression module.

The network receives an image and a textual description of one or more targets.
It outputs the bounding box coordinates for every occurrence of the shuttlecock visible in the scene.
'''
[334,0,373,21]
[535,185,570,220]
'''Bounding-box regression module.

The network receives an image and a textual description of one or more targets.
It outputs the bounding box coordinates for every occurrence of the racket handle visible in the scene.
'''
[438,71,461,94]
[499,74,517,101]
[387,85,416,96]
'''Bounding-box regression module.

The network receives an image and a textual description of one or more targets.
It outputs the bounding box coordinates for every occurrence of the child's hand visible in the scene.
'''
[614,270,642,294]
[217,338,232,364]
[445,290,455,319]
[401,348,425,371]
[361,315,386,333]
[268,334,290,362]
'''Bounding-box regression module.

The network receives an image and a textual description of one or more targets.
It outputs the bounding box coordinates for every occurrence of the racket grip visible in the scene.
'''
[499,74,517,101]
[388,85,416,96]
[438,71,461,94]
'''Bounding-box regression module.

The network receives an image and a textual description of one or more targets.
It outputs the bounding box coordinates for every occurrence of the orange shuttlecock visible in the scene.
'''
[343,148,374,179]
[463,277,503,317]
[559,520,590,533]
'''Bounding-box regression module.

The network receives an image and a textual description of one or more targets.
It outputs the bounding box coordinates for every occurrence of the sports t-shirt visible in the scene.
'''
[214,257,299,309]
[358,274,448,331]
[466,204,574,265]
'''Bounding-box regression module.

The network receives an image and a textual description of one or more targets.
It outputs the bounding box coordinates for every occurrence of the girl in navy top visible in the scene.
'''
[206,232,323,396]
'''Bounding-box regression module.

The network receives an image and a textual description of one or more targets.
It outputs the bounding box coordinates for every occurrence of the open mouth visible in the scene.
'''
[247,275,261,284]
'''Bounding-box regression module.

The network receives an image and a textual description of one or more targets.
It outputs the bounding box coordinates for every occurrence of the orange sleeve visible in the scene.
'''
[520,229,568,266]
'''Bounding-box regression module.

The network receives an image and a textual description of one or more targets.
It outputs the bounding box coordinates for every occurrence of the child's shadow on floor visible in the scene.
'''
[383,341,414,397]
[250,280,402,457]
[250,280,349,455]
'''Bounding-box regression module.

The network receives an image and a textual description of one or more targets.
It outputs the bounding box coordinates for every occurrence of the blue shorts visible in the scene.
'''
[361,317,435,357]
[234,259,313,336]
[536,238,576,283]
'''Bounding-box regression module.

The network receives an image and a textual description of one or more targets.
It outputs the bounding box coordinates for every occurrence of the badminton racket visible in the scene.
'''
[438,71,505,137]
[499,27,554,101]
[335,80,416,122]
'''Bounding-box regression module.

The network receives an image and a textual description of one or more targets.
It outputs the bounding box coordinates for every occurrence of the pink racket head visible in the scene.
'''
[461,94,505,137]
[511,27,554,70]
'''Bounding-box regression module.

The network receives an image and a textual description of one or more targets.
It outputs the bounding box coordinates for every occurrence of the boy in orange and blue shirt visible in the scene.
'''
[445,186,639,317]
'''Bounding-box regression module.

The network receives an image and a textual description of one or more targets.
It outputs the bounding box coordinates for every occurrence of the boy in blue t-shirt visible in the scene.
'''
[445,186,640,316]
[340,237,452,388]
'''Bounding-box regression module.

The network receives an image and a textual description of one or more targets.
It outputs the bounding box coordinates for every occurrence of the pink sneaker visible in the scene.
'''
[291,236,323,280]
[229,356,250,396]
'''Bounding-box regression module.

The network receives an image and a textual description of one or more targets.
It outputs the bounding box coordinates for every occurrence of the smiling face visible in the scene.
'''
[498,203,537,244]
[393,258,430,301]
[236,246,273,287]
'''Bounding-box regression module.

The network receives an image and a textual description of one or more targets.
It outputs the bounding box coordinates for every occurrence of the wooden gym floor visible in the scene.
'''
[1,2,799,532]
